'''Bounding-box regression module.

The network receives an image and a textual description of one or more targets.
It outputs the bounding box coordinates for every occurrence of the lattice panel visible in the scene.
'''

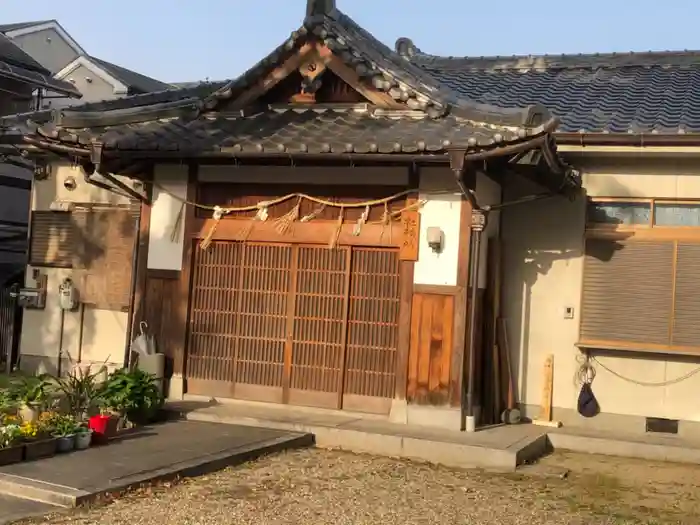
[188,241,243,382]
[234,243,290,387]
[291,246,348,393]
[344,248,400,399]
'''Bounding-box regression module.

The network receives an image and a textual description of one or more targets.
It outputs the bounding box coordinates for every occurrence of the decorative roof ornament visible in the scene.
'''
[306,0,335,17]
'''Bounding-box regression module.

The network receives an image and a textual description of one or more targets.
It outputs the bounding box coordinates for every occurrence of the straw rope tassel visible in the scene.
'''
[274,197,301,234]
[379,202,391,243]
[199,206,225,250]
[237,205,269,241]
[353,205,370,236]
[300,204,326,222]
[169,202,185,242]
[329,206,345,249]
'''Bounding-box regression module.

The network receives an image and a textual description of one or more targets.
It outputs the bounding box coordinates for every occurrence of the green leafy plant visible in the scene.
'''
[10,375,53,407]
[0,389,18,415]
[49,414,78,438]
[52,365,105,419]
[0,424,21,448]
[97,368,163,422]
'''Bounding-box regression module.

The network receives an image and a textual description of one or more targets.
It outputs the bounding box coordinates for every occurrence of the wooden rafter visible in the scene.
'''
[316,44,402,109]
[231,43,315,109]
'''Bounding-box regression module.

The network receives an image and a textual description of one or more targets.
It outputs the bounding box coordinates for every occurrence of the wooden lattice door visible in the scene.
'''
[186,241,401,414]
[187,242,291,401]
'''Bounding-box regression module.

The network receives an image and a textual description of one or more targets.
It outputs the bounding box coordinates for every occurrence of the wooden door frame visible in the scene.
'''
[180,165,415,409]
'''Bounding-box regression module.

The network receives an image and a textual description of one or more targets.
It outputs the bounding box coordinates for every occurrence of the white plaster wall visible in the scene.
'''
[147,165,188,271]
[413,167,462,286]
[19,163,135,373]
[502,156,700,432]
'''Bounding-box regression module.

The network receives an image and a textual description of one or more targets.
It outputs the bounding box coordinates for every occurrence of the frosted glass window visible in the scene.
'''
[587,202,651,225]
[654,203,700,227]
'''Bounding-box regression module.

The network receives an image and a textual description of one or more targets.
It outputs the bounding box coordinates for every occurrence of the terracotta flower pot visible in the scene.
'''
[18,404,40,423]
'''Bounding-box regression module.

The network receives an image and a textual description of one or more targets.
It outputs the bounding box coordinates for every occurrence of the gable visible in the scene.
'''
[220,42,402,110]
[56,56,129,95]
[11,27,79,74]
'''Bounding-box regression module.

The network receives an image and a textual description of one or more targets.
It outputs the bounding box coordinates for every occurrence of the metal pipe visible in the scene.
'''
[486,192,556,211]
[123,207,142,369]
[57,308,65,377]
[462,221,483,432]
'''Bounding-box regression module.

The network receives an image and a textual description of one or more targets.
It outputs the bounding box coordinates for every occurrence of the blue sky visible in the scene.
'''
[3,0,694,83]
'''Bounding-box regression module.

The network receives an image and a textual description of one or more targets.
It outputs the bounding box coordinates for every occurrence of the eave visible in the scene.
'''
[555,132,700,148]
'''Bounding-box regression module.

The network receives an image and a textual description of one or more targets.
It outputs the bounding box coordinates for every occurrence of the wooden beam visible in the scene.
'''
[231,44,315,109]
[172,165,197,378]
[316,44,403,109]
[131,182,152,333]
[450,173,475,407]
[193,218,403,248]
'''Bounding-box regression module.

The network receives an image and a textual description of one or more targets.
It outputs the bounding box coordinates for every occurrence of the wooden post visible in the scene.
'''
[532,354,562,428]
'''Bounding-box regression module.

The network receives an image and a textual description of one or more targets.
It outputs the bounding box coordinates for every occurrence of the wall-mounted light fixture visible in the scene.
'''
[63,175,77,191]
[426,226,444,253]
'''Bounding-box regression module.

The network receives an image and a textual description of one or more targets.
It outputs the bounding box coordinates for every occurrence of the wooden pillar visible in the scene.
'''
[394,168,420,402]
[171,164,197,381]
[130,179,153,334]
[451,167,476,407]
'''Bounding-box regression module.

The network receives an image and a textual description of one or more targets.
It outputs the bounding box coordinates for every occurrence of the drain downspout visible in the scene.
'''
[463,209,485,432]
[449,152,487,432]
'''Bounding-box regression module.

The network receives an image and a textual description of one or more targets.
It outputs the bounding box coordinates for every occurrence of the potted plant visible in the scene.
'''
[74,424,93,450]
[24,412,58,460]
[0,424,23,465]
[99,368,164,426]
[12,376,52,423]
[52,414,78,453]
[52,365,105,420]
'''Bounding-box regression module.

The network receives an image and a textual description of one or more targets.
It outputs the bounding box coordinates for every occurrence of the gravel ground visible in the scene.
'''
[15,448,700,525]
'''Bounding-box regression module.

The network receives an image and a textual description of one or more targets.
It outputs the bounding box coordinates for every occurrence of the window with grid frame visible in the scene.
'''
[581,199,700,355]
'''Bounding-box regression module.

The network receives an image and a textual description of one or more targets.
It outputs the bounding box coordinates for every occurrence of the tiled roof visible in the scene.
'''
[0,33,80,97]
[29,106,544,154]
[396,40,700,134]
[6,2,579,195]
[90,56,174,94]
[199,7,550,128]
[0,21,52,33]
[0,32,47,73]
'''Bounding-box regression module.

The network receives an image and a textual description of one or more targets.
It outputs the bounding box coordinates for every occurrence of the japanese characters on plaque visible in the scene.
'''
[399,210,420,261]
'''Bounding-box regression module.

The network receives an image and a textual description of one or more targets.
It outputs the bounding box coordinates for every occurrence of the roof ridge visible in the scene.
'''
[395,37,700,70]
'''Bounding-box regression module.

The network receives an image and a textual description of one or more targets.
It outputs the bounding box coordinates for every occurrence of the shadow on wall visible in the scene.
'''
[22,194,137,376]
[500,175,633,403]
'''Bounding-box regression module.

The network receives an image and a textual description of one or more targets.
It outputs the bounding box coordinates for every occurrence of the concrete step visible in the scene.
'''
[0,493,59,524]
[548,428,700,465]
[0,473,86,507]
[174,401,549,472]
[0,423,314,508]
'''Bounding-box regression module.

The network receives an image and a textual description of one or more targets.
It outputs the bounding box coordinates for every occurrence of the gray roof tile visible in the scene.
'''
[31,106,539,154]
[396,41,700,134]
[90,56,173,94]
